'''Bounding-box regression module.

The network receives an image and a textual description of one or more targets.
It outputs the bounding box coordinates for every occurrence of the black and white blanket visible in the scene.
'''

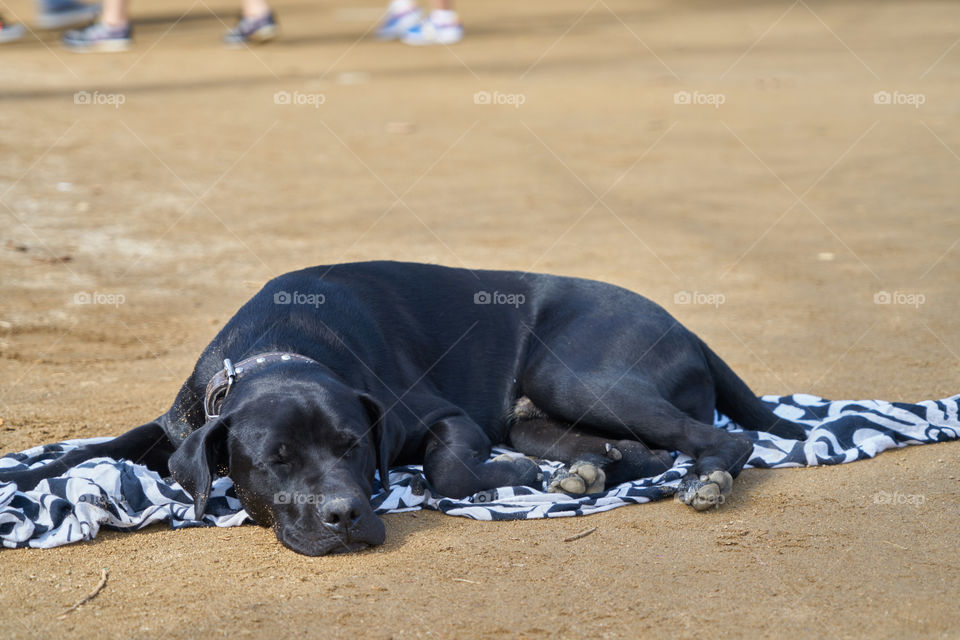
[2,392,958,549]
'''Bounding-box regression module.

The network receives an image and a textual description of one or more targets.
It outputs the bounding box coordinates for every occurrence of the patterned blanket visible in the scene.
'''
[2,392,958,549]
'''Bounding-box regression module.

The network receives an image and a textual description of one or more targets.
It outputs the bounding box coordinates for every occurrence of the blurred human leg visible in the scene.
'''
[35,0,99,30]
[61,0,131,52]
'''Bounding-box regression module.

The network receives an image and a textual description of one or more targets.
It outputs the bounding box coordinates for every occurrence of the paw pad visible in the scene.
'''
[547,461,606,495]
[511,396,546,421]
[676,470,733,511]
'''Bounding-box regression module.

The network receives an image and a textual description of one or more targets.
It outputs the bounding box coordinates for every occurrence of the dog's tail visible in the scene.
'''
[701,340,807,440]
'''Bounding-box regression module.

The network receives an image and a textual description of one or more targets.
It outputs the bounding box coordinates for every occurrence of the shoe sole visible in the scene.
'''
[0,26,26,43]
[402,34,463,46]
[63,39,132,52]
[224,24,277,48]
[248,24,277,43]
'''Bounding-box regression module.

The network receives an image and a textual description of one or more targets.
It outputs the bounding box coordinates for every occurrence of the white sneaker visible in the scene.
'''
[401,10,462,46]
[0,19,26,43]
[376,0,422,40]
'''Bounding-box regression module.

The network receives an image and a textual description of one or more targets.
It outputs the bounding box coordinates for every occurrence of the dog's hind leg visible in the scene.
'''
[0,421,175,492]
[508,399,674,495]
[521,374,753,511]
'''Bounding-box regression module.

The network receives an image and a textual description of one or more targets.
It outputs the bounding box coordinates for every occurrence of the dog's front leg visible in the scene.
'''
[422,415,541,499]
[0,421,175,491]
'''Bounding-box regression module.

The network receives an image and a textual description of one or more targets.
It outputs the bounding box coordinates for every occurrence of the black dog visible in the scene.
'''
[0,261,806,555]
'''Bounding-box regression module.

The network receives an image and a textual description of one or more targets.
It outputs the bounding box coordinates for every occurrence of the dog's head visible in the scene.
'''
[169,367,403,556]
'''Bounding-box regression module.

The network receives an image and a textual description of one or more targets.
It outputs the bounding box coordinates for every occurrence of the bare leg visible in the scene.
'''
[241,0,270,20]
[101,0,128,27]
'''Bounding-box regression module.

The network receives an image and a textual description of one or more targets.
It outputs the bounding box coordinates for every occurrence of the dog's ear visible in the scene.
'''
[357,392,403,490]
[168,417,229,519]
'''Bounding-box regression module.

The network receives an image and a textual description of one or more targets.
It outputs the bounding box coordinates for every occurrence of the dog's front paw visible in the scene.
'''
[0,469,42,492]
[547,461,606,495]
[676,470,733,511]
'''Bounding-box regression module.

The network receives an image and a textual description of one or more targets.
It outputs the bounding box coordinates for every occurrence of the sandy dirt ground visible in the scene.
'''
[1,0,959,637]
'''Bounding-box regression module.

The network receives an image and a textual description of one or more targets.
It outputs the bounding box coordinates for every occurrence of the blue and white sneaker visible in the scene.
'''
[223,11,277,47]
[401,10,462,46]
[376,0,421,41]
[62,21,132,52]
[35,0,100,30]
[0,17,26,43]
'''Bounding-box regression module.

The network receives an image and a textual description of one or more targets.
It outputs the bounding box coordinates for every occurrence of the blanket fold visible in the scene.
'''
[2,392,958,549]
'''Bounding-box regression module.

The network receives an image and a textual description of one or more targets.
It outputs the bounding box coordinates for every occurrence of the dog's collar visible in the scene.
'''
[203,351,321,421]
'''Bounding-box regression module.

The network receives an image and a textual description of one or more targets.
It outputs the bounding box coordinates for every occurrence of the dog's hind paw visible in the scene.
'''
[676,470,733,511]
[491,452,543,487]
[511,396,548,421]
[547,461,606,495]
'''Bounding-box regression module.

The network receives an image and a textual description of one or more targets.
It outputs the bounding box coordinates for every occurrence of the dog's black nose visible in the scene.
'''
[319,497,362,533]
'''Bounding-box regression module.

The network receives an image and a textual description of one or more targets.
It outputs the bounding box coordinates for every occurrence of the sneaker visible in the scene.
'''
[223,11,277,47]
[35,1,100,30]
[62,21,131,52]
[0,18,26,43]
[375,0,421,41]
[401,10,462,46]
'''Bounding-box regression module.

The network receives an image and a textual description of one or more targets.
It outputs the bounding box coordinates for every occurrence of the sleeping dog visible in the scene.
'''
[0,261,806,555]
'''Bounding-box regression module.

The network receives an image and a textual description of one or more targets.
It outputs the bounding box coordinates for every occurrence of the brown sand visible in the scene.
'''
[1,0,959,637]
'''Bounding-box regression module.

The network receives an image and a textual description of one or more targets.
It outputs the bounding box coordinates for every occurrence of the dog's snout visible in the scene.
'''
[319,497,363,532]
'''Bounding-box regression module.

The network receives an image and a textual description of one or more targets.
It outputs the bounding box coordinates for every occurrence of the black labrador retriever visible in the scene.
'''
[0,261,806,555]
